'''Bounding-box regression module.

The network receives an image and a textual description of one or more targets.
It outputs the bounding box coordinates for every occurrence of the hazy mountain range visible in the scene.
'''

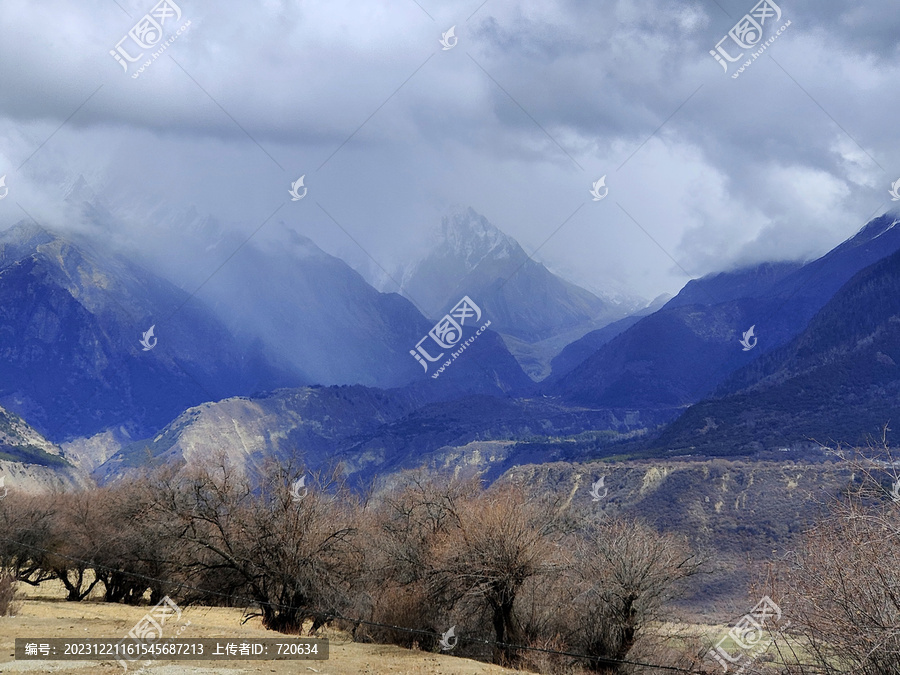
[2,207,900,491]
[0,215,532,443]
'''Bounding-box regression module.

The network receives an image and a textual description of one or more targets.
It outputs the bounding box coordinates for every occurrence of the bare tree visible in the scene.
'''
[0,493,57,587]
[359,471,480,648]
[564,519,704,672]
[426,482,565,665]
[45,492,107,601]
[364,474,703,672]
[153,456,364,634]
[87,481,176,604]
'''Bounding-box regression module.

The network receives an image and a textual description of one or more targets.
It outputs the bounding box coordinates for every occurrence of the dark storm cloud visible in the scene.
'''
[0,0,897,299]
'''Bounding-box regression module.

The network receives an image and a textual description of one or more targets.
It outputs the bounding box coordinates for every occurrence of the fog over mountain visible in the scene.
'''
[398,206,638,378]
[660,225,900,452]
[3,201,896,487]
[0,220,298,440]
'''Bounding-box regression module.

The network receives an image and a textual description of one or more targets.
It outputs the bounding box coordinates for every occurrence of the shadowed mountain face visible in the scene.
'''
[0,221,302,441]
[399,207,632,378]
[547,293,672,382]
[656,244,900,453]
[548,215,900,413]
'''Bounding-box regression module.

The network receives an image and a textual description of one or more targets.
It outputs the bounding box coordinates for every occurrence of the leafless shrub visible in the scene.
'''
[517,632,590,675]
[359,584,439,649]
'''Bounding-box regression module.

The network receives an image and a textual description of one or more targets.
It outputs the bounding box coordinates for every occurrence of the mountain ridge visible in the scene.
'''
[655,242,900,453]
[547,212,900,414]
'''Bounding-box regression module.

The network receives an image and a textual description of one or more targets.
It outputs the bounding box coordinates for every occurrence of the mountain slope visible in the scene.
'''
[95,384,659,487]
[547,293,672,381]
[0,222,300,440]
[500,459,851,609]
[655,244,900,453]
[94,385,422,483]
[548,214,900,413]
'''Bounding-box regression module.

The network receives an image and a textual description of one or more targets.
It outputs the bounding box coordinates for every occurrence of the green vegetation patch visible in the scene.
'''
[0,443,71,468]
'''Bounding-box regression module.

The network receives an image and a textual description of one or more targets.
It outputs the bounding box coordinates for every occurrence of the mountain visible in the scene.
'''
[0,404,89,493]
[655,243,900,454]
[548,215,900,416]
[0,200,535,436]
[0,221,299,441]
[94,385,420,484]
[188,227,532,396]
[399,207,633,378]
[546,267,788,412]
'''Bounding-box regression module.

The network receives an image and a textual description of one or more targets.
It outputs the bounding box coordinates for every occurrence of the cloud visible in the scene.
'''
[0,0,898,301]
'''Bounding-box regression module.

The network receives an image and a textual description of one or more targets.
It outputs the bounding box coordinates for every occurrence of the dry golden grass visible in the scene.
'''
[0,581,528,674]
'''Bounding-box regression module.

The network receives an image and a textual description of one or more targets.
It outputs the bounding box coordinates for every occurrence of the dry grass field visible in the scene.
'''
[0,582,528,675]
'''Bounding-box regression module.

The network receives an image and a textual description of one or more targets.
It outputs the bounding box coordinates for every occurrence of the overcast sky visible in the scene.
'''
[0,0,898,301]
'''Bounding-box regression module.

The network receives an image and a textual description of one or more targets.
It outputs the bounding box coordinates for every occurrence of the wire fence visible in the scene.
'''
[0,533,714,674]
